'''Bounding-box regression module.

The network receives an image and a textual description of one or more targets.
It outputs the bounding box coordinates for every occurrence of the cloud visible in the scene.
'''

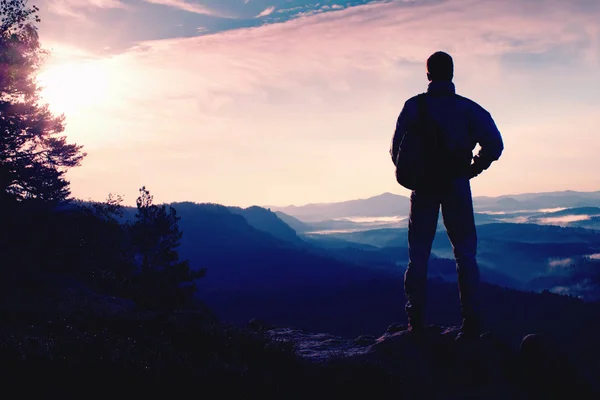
[120,0,598,105]
[143,0,230,17]
[250,1,382,24]
[47,0,127,18]
[539,215,593,225]
[40,41,101,65]
[40,1,387,54]
[256,6,276,18]
[549,258,574,268]
[40,0,600,206]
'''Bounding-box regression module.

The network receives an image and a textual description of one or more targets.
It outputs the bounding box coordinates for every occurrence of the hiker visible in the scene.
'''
[389,51,504,338]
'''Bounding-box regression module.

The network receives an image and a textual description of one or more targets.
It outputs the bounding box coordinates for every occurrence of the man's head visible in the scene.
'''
[427,51,453,82]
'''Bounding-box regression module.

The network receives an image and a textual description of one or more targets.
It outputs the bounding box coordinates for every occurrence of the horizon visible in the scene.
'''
[75,187,600,209]
[36,0,600,208]
[266,188,600,209]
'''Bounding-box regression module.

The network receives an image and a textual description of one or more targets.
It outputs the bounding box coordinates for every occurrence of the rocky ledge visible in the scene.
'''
[260,322,597,399]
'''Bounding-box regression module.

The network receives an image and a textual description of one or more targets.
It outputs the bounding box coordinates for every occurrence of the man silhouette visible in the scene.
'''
[390,51,504,338]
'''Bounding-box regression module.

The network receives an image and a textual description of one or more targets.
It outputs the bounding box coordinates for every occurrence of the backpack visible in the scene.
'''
[394,93,450,191]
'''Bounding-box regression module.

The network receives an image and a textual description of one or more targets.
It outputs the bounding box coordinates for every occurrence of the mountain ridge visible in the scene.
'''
[267,190,600,220]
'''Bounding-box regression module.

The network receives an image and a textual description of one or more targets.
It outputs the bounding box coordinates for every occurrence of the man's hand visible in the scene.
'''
[469,163,484,179]
[469,154,493,179]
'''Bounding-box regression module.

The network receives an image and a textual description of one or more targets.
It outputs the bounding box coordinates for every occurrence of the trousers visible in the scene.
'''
[404,177,480,327]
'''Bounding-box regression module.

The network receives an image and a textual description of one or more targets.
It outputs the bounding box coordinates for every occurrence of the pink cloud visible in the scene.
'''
[106,0,598,118]
[47,0,127,18]
[256,6,276,18]
[39,0,600,206]
[143,0,231,17]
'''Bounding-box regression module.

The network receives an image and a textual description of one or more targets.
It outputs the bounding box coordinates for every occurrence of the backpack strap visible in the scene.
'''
[416,93,429,139]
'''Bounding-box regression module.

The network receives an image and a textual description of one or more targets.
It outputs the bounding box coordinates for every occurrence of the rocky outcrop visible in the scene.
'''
[267,327,371,362]
[265,323,598,399]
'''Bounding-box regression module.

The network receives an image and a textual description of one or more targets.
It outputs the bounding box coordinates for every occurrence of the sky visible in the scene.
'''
[34,0,600,207]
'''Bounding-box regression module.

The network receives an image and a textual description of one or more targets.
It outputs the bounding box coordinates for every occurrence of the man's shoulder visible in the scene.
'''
[403,93,427,109]
[407,93,427,102]
[455,94,490,115]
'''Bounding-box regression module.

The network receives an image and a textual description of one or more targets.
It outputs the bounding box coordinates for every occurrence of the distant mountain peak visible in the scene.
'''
[267,192,410,221]
[265,189,600,222]
[373,192,402,199]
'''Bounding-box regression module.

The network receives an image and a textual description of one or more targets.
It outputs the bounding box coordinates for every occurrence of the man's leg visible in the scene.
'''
[405,189,440,330]
[440,178,481,335]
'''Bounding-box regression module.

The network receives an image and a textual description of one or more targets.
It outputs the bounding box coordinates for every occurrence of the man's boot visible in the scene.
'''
[406,307,425,334]
[408,319,424,333]
[456,317,480,340]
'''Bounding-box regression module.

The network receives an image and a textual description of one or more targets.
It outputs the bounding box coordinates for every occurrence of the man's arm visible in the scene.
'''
[469,106,504,178]
[390,99,418,164]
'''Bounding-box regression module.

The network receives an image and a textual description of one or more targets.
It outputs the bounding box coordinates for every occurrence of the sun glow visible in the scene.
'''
[38,60,112,116]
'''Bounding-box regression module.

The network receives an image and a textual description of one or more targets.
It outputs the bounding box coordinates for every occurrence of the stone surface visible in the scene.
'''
[265,324,535,399]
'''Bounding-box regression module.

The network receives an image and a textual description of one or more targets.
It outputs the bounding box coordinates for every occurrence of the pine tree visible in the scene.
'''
[130,186,205,311]
[0,0,85,204]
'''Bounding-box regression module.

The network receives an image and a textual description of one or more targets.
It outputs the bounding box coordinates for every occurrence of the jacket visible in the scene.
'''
[390,80,504,177]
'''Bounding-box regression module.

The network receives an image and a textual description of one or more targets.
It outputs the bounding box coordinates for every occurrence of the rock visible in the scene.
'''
[386,323,407,333]
[517,333,597,398]
[261,323,592,399]
[519,333,548,360]
[265,328,370,362]
[353,335,376,346]
[368,329,431,378]
[246,318,275,332]
[360,325,521,399]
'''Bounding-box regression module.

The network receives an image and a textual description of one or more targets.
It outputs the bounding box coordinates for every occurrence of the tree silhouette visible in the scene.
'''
[130,186,205,311]
[0,0,85,204]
